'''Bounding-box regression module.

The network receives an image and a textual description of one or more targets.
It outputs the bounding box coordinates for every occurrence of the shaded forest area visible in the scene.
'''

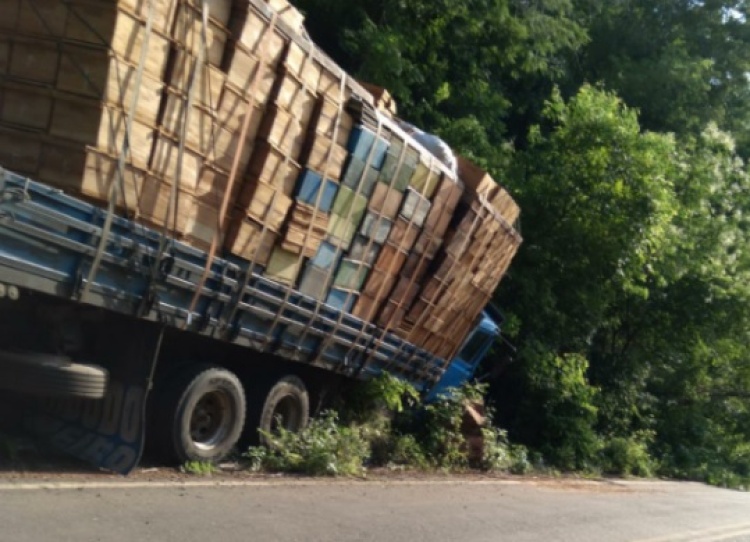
[293,0,750,487]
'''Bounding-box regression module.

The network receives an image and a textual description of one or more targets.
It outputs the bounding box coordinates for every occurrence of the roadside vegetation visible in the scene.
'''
[245,374,530,477]
[288,0,750,490]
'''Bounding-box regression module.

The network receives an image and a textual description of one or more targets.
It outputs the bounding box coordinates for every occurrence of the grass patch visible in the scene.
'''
[181,460,218,476]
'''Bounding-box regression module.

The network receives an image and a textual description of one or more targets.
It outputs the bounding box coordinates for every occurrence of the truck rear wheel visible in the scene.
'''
[153,365,246,464]
[259,375,309,445]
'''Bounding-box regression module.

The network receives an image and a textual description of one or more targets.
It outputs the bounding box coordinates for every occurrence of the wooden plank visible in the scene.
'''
[387,216,420,252]
[377,299,407,328]
[182,195,239,252]
[369,181,403,220]
[228,5,286,67]
[273,69,317,122]
[301,132,347,179]
[317,65,351,105]
[160,89,217,154]
[401,252,430,281]
[236,179,293,233]
[245,140,301,196]
[298,262,333,300]
[284,40,321,90]
[456,154,498,200]
[64,5,171,80]
[312,98,353,146]
[223,42,276,103]
[216,85,266,136]
[53,101,156,169]
[414,231,442,259]
[357,81,397,117]
[333,259,369,291]
[326,213,359,250]
[7,35,60,85]
[206,121,256,173]
[183,0,233,27]
[171,2,229,66]
[281,224,325,258]
[136,173,191,235]
[58,50,164,126]
[349,235,381,266]
[352,291,379,321]
[400,188,431,228]
[16,0,67,37]
[118,0,179,35]
[224,215,278,266]
[0,81,53,131]
[0,124,42,176]
[258,105,307,159]
[38,137,87,191]
[265,0,305,35]
[167,47,225,109]
[359,212,392,244]
[362,266,397,300]
[149,131,203,193]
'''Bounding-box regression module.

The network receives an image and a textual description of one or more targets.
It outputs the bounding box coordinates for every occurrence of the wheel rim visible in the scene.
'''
[271,395,302,432]
[190,390,233,451]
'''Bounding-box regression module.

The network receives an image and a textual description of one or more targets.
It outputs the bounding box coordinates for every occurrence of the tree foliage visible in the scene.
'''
[289,0,750,487]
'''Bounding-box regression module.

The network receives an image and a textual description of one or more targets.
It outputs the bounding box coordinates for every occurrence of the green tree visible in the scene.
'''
[570,0,750,155]
[294,0,586,169]
[494,86,677,468]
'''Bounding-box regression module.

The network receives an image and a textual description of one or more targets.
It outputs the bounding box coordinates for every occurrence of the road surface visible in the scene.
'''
[0,477,748,541]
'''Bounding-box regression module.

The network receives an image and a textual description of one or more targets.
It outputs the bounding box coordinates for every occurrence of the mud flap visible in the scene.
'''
[25,318,164,475]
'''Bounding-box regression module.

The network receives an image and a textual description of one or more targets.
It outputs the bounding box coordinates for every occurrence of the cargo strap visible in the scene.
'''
[345,128,412,374]
[398,196,487,374]
[353,147,435,377]
[185,12,279,328]
[307,112,385,365]
[138,0,215,317]
[428,195,498,365]
[223,39,319,338]
[265,50,345,343]
[80,0,156,302]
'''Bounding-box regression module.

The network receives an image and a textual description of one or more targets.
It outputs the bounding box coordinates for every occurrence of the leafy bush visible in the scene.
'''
[599,433,656,477]
[245,377,529,477]
[246,411,370,476]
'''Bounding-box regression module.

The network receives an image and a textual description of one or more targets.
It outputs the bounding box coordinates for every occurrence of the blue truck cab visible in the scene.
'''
[426,311,501,402]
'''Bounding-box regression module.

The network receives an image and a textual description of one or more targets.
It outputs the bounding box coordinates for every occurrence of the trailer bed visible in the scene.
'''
[0,168,446,389]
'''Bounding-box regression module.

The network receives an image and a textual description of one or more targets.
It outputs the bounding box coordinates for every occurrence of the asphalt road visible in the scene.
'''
[0,478,749,542]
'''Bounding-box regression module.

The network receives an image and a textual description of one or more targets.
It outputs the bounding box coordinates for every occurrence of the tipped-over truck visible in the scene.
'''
[0,0,521,473]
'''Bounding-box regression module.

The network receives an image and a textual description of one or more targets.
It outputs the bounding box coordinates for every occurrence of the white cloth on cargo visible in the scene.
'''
[396,120,458,177]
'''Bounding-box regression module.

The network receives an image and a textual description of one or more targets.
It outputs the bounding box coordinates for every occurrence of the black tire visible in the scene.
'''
[259,375,309,445]
[0,351,108,399]
[153,365,246,464]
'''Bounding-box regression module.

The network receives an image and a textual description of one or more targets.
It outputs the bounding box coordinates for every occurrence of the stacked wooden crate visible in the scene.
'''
[0,0,523,365]
[224,34,357,280]
[0,0,294,249]
[0,0,172,219]
[402,160,522,360]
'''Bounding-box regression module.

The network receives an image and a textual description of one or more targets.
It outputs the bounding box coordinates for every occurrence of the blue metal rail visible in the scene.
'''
[0,169,446,388]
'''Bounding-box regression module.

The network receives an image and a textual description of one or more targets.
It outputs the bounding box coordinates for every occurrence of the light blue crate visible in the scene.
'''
[347,126,389,169]
[326,287,358,312]
[311,241,341,270]
[295,169,339,212]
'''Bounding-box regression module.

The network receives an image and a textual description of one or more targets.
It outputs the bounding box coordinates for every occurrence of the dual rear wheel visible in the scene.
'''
[152,366,309,464]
